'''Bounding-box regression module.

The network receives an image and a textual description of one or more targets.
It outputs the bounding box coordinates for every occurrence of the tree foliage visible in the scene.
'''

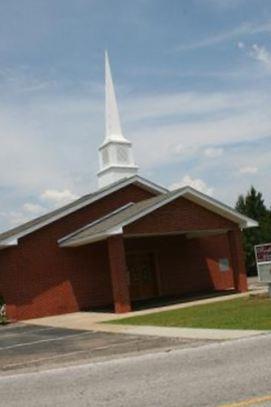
[235,186,271,275]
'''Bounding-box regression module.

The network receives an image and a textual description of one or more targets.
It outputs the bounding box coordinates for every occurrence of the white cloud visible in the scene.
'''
[0,87,102,199]
[249,44,271,70]
[0,73,268,198]
[0,192,76,230]
[204,147,223,158]
[169,175,214,196]
[237,41,245,49]
[0,66,270,229]
[186,138,271,206]
[132,105,271,169]
[173,143,184,155]
[239,166,258,174]
[175,20,271,51]
[124,90,260,123]
[0,202,46,229]
[23,202,45,214]
[41,189,78,206]
[8,211,30,227]
[238,42,271,71]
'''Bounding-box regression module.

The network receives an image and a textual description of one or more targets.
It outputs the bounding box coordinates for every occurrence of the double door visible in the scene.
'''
[126,252,158,301]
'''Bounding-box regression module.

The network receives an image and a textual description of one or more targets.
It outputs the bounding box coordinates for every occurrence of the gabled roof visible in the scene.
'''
[59,186,258,247]
[0,176,167,248]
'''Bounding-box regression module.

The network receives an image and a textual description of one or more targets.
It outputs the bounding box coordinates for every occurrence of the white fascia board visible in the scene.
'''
[58,203,133,245]
[0,176,167,244]
[116,187,258,232]
[181,188,258,229]
[59,227,123,247]
[64,187,249,246]
[0,238,18,249]
[134,176,168,194]
[245,218,259,228]
[59,187,257,247]
[75,189,187,240]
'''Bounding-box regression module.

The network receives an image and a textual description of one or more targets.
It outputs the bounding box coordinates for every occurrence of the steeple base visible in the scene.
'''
[98,165,138,189]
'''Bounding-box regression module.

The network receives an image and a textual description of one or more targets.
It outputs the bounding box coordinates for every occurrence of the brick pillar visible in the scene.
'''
[107,235,131,313]
[228,229,248,292]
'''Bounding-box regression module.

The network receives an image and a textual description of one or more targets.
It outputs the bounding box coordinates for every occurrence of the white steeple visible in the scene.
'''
[97,51,138,189]
[105,51,125,142]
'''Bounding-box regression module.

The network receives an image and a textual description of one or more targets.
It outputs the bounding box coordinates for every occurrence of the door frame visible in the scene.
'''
[125,249,162,298]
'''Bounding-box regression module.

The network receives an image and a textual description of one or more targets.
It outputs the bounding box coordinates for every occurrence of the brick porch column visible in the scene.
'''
[107,235,131,313]
[228,229,248,292]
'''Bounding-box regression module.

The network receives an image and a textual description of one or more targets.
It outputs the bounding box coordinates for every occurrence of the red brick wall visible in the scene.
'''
[188,235,234,291]
[124,233,234,300]
[0,247,19,319]
[123,197,241,298]
[0,188,247,321]
[108,235,131,313]
[228,229,248,292]
[124,197,238,235]
[0,184,154,320]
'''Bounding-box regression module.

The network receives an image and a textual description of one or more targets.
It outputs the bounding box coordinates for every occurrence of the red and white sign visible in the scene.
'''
[255,244,271,264]
[255,243,271,283]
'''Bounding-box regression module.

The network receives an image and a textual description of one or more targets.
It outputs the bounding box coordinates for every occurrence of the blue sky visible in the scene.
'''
[1,0,271,230]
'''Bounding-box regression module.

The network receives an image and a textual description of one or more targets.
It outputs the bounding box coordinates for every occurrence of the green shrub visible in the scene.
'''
[0,294,7,325]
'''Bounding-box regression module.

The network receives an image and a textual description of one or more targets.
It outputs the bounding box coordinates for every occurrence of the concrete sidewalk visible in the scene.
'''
[95,324,267,340]
[25,290,250,327]
[22,290,269,341]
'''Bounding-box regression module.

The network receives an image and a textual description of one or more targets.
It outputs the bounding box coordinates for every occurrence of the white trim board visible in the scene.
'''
[59,186,258,248]
[0,176,167,248]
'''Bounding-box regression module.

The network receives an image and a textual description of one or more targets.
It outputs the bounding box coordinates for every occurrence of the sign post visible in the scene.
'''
[255,243,271,296]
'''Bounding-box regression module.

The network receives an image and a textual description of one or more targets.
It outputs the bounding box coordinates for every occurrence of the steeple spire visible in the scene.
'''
[97,52,138,189]
[105,51,126,142]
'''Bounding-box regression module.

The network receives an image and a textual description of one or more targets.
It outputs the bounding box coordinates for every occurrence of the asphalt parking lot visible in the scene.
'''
[0,323,211,375]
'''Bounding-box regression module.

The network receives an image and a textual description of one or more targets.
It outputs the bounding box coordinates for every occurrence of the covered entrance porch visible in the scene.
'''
[59,187,254,314]
[107,228,247,313]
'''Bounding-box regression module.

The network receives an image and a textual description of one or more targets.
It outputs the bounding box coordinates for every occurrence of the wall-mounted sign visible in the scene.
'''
[219,258,230,272]
[255,243,271,283]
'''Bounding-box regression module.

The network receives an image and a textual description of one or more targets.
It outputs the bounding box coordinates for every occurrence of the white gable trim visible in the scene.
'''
[0,238,18,249]
[60,227,123,247]
[182,188,258,228]
[0,176,167,246]
[58,203,133,245]
[59,186,258,247]
[115,186,258,230]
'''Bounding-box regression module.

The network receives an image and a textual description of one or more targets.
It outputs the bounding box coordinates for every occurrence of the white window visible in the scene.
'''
[117,146,129,163]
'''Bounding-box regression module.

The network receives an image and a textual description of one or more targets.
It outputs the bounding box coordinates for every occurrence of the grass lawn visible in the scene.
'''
[108,297,271,330]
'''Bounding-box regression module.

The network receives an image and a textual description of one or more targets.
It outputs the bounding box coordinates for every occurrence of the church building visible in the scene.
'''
[0,53,257,321]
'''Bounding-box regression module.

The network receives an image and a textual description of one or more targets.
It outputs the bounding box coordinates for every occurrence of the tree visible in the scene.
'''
[235,186,271,275]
